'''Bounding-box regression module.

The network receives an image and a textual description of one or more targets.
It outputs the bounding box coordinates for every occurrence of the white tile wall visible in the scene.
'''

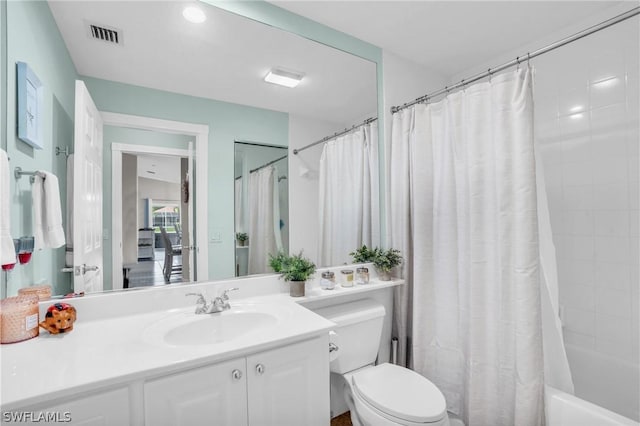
[535,16,639,371]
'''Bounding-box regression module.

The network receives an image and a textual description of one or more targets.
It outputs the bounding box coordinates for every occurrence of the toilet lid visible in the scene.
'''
[352,363,446,424]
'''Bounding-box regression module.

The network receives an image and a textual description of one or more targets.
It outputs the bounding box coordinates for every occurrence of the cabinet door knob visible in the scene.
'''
[255,364,265,375]
[232,369,243,380]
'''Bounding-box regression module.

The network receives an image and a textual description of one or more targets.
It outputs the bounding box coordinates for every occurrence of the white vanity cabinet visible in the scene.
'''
[143,336,329,426]
[247,337,329,426]
[144,358,248,426]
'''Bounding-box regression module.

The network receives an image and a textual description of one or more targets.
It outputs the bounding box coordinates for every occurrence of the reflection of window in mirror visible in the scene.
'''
[234,141,289,277]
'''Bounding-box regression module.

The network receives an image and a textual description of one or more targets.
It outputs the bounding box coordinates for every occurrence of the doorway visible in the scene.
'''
[121,152,189,287]
[103,112,209,290]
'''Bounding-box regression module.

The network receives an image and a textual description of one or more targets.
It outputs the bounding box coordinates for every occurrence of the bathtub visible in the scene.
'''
[545,386,639,426]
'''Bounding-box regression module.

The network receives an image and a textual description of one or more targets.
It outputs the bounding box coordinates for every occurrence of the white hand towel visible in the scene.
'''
[0,149,17,265]
[33,171,66,249]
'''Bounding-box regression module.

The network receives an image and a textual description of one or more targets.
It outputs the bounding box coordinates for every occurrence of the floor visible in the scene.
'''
[126,249,182,288]
[331,412,352,426]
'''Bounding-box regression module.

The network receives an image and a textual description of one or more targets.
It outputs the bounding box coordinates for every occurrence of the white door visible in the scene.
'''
[73,80,103,294]
[179,144,194,282]
[144,358,248,426]
[247,337,330,426]
[185,141,194,280]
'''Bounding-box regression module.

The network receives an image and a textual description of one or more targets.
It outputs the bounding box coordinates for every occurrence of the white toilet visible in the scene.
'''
[313,299,451,426]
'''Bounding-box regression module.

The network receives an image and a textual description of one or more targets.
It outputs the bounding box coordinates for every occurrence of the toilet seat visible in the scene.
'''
[351,363,447,424]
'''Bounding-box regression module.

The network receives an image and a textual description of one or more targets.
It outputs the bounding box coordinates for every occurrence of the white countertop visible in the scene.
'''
[0,275,403,409]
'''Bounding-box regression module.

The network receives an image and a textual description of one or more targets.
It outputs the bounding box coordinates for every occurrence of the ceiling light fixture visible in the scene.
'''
[183,6,206,24]
[264,68,304,88]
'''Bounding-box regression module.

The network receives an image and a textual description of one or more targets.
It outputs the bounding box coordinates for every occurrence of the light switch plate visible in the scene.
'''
[210,231,222,243]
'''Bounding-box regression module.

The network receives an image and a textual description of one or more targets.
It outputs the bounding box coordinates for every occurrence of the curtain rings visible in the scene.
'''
[527,52,532,69]
[516,56,521,71]
[488,68,493,82]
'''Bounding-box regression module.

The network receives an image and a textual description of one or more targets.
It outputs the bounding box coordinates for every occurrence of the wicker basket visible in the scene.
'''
[0,295,40,344]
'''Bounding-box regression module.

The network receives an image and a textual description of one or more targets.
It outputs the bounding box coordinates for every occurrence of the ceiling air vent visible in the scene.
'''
[88,23,122,45]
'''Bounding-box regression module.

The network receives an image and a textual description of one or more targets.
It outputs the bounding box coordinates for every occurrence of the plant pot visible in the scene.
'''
[289,280,305,297]
[238,240,247,247]
[377,269,391,281]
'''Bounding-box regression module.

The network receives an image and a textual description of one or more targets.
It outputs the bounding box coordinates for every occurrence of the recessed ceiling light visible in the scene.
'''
[569,105,583,113]
[264,68,305,88]
[183,6,206,24]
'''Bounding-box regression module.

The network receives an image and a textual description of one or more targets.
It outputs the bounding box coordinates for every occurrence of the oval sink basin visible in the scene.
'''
[143,303,288,347]
[164,312,277,346]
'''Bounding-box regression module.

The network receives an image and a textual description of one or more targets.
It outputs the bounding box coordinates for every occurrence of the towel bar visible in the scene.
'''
[14,167,46,183]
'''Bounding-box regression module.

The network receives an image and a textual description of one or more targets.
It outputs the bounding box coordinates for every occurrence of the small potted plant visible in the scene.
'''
[269,251,316,297]
[236,232,248,247]
[349,245,377,263]
[373,248,402,281]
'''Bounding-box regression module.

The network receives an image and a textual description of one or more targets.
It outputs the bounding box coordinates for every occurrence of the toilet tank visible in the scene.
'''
[312,299,385,374]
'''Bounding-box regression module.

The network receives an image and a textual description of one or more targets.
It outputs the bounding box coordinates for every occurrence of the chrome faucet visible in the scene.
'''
[185,292,209,314]
[186,288,239,314]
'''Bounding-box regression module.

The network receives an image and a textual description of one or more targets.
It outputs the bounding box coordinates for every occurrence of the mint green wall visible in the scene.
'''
[83,76,288,281]
[102,126,193,289]
[1,0,6,153]
[0,0,6,297]
[5,0,77,297]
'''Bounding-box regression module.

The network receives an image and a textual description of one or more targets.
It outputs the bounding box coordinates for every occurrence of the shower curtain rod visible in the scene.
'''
[391,7,640,114]
[249,154,288,174]
[293,116,377,155]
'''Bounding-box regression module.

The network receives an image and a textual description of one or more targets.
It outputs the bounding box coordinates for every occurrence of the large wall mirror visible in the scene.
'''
[2,0,378,299]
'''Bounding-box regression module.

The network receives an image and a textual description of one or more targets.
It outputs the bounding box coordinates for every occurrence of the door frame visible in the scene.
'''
[103,112,209,290]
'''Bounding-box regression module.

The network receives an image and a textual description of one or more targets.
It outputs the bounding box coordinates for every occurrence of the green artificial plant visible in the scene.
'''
[269,251,316,282]
[373,248,402,273]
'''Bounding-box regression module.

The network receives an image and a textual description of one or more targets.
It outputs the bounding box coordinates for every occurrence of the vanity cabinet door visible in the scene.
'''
[246,336,329,426]
[22,387,130,426]
[144,358,248,426]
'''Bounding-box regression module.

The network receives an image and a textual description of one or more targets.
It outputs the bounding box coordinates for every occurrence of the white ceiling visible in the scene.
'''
[47,0,377,126]
[270,1,633,77]
[138,154,181,184]
[48,0,634,127]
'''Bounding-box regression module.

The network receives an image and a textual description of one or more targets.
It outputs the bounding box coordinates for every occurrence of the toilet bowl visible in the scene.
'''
[311,299,451,426]
[344,363,450,426]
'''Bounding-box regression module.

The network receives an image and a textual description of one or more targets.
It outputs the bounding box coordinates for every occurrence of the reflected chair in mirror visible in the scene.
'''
[174,222,182,245]
[159,226,182,282]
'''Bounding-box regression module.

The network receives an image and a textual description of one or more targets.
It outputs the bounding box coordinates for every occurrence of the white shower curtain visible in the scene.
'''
[235,177,244,233]
[388,69,545,425]
[318,121,379,266]
[535,144,575,395]
[248,166,282,274]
